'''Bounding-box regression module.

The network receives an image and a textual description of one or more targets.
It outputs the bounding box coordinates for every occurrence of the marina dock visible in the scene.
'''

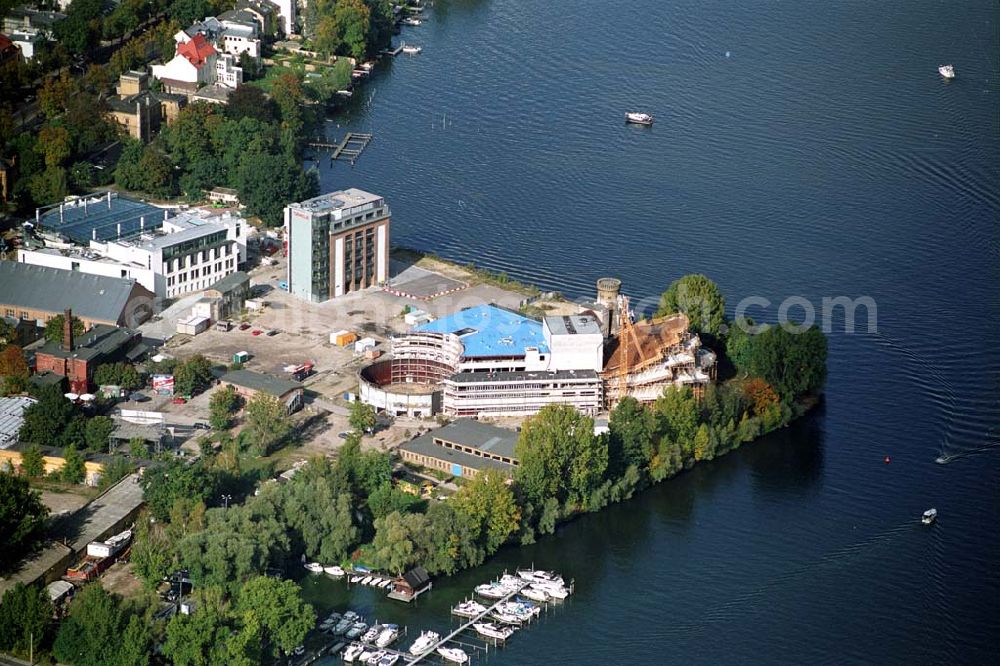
[307,133,373,166]
[381,44,404,57]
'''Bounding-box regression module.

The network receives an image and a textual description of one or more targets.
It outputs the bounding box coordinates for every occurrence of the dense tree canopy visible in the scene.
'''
[727,323,828,401]
[19,384,80,447]
[244,393,292,455]
[52,584,152,666]
[0,583,54,658]
[657,274,727,337]
[234,576,315,657]
[0,471,49,571]
[173,355,214,397]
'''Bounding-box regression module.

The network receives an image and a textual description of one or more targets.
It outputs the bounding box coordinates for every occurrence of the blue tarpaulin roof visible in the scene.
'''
[413,304,547,357]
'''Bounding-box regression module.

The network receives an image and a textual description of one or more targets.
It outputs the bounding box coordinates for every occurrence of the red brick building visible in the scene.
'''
[33,310,143,394]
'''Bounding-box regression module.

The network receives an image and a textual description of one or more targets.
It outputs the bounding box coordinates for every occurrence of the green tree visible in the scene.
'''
[225,85,278,123]
[53,584,150,666]
[98,455,134,490]
[114,138,146,192]
[423,500,483,575]
[173,355,214,396]
[131,515,174,588]
[280,462,359,563]
[128,437,149,459]
[61,444,86,484]
[0,471,48,571]
[234,576,315,657]
[37,124,72,169]
[208,385,241,431]
[367,483,422,521]
[653,386,699,462]
[0,319,16,348]
[349,399,376,434]
[85,415,115,452]
[454,470,520,554]
[657,274,727,337]
[236,150,317,226]
[19,443,46,479]
[245,392,291,454]
[139,458,218,521]
[162,588,238,666]
[44,313,85,344]
[93,362,142,390]
[608,396,656,476]
[19,386,79,445]
[369,511,430,575]
[0,583,54,658]
[692,423,714,462]
[514,404,607,508]
[742,325,828,401]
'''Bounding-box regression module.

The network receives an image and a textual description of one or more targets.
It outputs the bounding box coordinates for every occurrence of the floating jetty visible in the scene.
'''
[381,43,404,57]
[307,133,373,166]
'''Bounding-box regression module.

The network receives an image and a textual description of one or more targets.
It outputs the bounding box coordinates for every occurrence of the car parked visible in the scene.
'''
[251,329,263,336]
[172,397,187,405]
[239,322,251,331]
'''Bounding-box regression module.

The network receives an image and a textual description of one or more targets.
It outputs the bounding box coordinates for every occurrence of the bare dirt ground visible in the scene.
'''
[147,248,567,464]
[100,560,145,599]
[38,487,94,515]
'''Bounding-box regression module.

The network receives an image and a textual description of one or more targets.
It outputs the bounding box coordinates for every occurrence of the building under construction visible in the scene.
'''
[590,277,717,408]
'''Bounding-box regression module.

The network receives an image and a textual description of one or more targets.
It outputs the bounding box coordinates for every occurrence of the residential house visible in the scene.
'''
[151,32,242,96]
[0,33,21,66]
[2,7,66,34]
[31,314,144,394]
[8,28,45,60]
[106,72,186,142]
[234,0,277,37]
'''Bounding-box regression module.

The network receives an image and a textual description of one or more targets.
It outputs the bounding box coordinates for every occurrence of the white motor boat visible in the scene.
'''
[625,112,654,126]
[350,575,363,583]
[519,587,549,602]
[358,649,376,663]
[491,610,524,625]
[375,624,399,648]
[437,647,470,664]
[346,622,367,639]
[922,508,938,525]
[402,44,423,54]
[402,17,422,26]
[325,565,346,577]
[304,562,324,573]
[408,630,440,655]
[452,600,488,618]
[531,582,569,599]
[938,64,955,79]
[377,654,398,666]
[473,622,516,640]
[364,650,385,665]
[343,643,365,662]
[379,579,392,589]
[475,583,509,599]
[361,624,382,644]
[516,569,564,586]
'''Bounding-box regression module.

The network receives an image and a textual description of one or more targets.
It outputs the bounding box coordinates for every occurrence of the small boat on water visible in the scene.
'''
[625,112,654,126]
[922,508,938,525]
[491,610,524,625]
[938,64,955,79]
[401,44,423,54]
[346,622,367,639]
[473,622,517,641]
[402,17,422,26]
[304,562,323,573]
[350,575,363,583]
[519,587,549,602]
[408,630,440,655]
[325,565,346,577]
[358,648,376,663]
[377,653,399,666]
[516,568,564,586]
[375,624,400,648]
[360,576,373,586]
[530,582,569,599]
[363,650,385,665]
[452,600,488,618]
[437,647,470,664]
[343,643,365,662]
[361,624,382,644]
[380,579,393,589]
[475,583,510,599]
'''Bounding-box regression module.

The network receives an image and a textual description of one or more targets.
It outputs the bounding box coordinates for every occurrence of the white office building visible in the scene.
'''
[19,211,246,300]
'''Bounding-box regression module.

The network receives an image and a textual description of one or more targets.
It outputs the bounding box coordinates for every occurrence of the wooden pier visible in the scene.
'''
[381,43,404,57]
[307,132,373,166]
[408,580,534,664]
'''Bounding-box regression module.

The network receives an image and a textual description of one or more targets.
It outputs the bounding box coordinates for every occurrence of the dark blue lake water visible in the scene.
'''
[305,0,1000,662]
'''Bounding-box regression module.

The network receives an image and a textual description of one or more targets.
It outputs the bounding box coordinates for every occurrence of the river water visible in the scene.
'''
[303,0,1000,662]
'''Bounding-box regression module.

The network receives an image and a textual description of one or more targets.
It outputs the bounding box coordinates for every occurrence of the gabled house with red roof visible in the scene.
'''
[151,32,242,96]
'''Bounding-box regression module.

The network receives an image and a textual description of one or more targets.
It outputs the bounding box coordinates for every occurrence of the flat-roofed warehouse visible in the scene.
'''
[218,369,304,413]
[0,261,154,328]
[397,418,519,479]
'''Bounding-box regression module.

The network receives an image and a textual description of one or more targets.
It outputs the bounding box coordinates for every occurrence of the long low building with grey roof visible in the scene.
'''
[0,260,155,329]
[397,418,519,479]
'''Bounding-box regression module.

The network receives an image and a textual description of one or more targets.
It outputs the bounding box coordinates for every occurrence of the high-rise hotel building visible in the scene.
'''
[284,189,390,302]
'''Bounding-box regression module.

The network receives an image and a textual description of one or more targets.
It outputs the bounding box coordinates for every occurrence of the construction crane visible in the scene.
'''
[613,295,645,406]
